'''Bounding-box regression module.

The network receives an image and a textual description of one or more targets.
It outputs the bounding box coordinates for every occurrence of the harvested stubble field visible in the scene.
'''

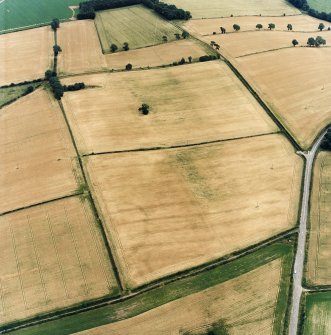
[234,47,331,149]
[61,61,277,154]
[0,196,118,326]
[0,26,53,85]
[95,5,182,52]
[304,292,331,335]
[57,21,107,75]
[105,39,211,70]
[204,30,330,58]
[306,152,331,285]
[164,0,300,18]
[184,15,329,36]
[76,259,282,334]
[0,88,81,213]
[84,134,302,287]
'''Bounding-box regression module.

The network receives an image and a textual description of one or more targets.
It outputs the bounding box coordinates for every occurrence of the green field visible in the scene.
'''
[308,0,331,13]
[6,239,294,335]
[95,5,182,52]
[0,83,41,108]
[304,292,331,335]
[0,0,81,32]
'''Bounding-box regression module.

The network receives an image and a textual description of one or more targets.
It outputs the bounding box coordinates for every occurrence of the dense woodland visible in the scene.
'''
[288,0,331,22]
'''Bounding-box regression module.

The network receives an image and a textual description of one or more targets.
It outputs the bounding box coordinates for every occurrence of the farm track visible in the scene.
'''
[0,227,297,334]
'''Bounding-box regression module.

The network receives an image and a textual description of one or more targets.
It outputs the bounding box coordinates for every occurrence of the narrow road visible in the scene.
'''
[289,128,328,335]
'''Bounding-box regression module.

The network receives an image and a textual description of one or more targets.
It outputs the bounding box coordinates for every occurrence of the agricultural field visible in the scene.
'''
[6,240,293,335]
[0,26,53,85]
[0,88,81,213]
[164,0,300,18]
[308,0,331,13]
[306,152,331,285]
[57,21,107,75]
[303,292,331,335]
[0,0,80,32]
[95,5,182,52]
[76,259,282,334]
[184,14,329,36]
[61,61,277,154]
[235,47,331,149]
[84,134,302,287]
[204,30,330,58]
[0,83,40,108]
[0,196,118,326]
[105,39,212,70]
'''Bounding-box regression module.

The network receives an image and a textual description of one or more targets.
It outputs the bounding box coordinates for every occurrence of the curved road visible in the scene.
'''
[289,128,328,335]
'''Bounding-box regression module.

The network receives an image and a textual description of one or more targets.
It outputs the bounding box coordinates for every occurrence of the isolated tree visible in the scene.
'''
[182,31,189,39]
[307,37,316,47]
[174,33,181,40]
[188,56,192,63]
[233,24,240,31]
[123,42,129,51]
[315,35,326,46]
[179,57,186,65]
[256,24,263,30]
[318,23,325,31]
[292,39,299,46]
[139,103,150,115]
[51,18,60,31]
[110,43,118,52]
[210,41,216,47]
[287,24,293,31]
[268,23,276,30]
[162,35,168,42]
[125,63,132,70]
[214,43,220,50]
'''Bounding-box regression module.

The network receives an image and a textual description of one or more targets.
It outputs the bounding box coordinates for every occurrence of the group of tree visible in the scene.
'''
[172,56,193,66]
[46,71,64,100]
[63,82,85,91]
[77,0,191,21]
[288,0,331,22]
[199,55,219,62]
[307,35,326,46]
[50,18,60,31]
[321,129,331,150]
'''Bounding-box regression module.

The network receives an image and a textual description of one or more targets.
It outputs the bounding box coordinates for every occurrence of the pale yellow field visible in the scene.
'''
[164,0,300,18]
[184,15,329,36]
[204,30,329,58]
[85,134,302,287]
[235,47,331,149]
[105,39,210,70]
[0,88,81,213]
[76,259,282,335]
[0,196,117,325]
[95,5,182,52]
[57,21,107,75]
[61,61,277,154]
[0,27,53,85]
[307,152,331,285]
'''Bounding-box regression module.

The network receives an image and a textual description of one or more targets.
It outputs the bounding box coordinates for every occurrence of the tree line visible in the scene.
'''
[77,0,191,20]
[288,0,331,22]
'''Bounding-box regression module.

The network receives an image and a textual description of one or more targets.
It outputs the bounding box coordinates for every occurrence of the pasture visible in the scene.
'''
[0,196,118,326]
[0,89,81,213]
[308,0,331,13]
[77,260,282,334]
[84,134,302,287]
[0,26,53,85]
[57,21,107,75]
[235,47,331,149]
[163,0,300,18]
[105,39,212,69]
[61,61,277,154]
[0,0,81,32]
[306,152,331,285]
[184,14,329,36]
[95,5,182,52]
[6,240,293,335]
[0,83,40,108]
[304,292,331,335]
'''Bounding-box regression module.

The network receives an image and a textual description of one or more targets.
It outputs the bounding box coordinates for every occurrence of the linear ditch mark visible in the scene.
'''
[0,193,81,217]
[82,131,281,157]
[57,100,124,293]
[0,227,298,334]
